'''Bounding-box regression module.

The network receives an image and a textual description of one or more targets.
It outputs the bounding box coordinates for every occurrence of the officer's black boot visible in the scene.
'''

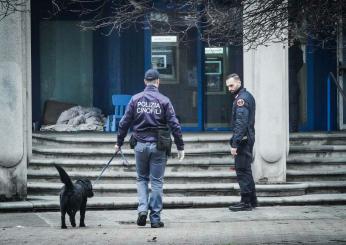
[229,195,244,208]
[229,194,252,212]
[250,191,258,208]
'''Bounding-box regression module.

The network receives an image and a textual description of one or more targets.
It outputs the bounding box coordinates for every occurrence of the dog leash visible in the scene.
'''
[94,149,130,184]
[119,149,130,166]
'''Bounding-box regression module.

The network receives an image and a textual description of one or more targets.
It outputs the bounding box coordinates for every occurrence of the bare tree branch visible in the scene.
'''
[2,0,345,49]
[0,0,28,22]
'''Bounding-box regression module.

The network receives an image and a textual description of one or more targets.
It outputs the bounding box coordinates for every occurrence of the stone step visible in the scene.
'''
[28,163,346,185]
[289,132,346,145]
[27,170,237,184]
[2,193,346,211]
[33,143,346,160]
[31,146,346,172]
[287,157,346,171]
[33,132,346,148]
[27,181,346,197]
[287,170,346,181]
[289,145,346,158]
[28,182,306,197]
[28,157,234,172]
[32,146,231,160]
[32,132,231,150]
[27,182,237,197]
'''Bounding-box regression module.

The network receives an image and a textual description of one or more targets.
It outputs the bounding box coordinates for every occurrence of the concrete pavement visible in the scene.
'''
[2,194,346,212]
[1,206,346,244]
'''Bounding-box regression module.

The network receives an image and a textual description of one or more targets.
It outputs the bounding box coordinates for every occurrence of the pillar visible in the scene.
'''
[244,42,289,183]
[0,1,31,200]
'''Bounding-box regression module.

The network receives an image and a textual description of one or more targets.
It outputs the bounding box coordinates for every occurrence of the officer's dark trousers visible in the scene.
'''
[289,102,299,132]
[234,142,256,200]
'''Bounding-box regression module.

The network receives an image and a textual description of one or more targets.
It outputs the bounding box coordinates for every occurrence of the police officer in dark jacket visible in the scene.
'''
[114,69,184,228]
[226,73,257,211]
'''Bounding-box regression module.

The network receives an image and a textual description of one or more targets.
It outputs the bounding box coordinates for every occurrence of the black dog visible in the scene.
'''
[54,164,94,229]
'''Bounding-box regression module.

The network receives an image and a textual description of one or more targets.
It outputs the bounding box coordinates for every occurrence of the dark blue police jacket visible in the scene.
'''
[230,88,256,148]
[117,85,184,150]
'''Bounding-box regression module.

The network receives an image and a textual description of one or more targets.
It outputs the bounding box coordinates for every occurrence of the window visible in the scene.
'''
[205,47,225,93]
[151,35,179,83]
[40,21,93,108]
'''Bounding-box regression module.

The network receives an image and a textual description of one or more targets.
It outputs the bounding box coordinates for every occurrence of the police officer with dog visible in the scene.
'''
[226,73,257,212]
[114,68,184,228]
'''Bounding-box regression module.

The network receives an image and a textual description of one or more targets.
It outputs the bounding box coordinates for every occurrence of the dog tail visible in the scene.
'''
[54,164,73,190]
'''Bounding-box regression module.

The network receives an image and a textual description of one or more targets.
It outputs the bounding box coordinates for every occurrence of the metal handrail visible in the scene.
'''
[328,72,346,102]
[326,72,346,131]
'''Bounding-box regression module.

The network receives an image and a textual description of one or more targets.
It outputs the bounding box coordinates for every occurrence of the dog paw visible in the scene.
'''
[80,223,86,227]
[71,223,76,227]
[61,225,67,229]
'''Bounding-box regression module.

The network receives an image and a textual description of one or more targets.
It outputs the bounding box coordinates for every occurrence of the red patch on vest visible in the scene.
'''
[236,99,245,106]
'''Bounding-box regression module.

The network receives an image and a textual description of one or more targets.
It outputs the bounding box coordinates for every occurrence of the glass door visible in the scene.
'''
[149,14,243,131]
[204,46,243,130]
[151,22,200,130]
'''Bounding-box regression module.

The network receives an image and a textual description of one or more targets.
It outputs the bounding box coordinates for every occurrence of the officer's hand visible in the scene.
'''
[231,147,237,157]
[177,150,185,161]
[114,144,120,153]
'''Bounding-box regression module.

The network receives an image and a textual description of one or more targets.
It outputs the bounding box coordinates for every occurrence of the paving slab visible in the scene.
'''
[0,206,346,244]
[1,194,346,212]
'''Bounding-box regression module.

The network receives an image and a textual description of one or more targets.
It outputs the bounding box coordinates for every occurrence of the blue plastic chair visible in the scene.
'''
[109,94,132,132]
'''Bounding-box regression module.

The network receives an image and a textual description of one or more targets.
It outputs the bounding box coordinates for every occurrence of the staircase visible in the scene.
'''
[27,132,346,210]
[287,132,346,195]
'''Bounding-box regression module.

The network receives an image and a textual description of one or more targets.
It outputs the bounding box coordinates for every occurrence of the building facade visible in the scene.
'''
[0,0,343,200]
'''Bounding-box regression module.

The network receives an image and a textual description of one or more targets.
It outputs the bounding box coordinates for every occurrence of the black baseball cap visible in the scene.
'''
[144,69,160,81]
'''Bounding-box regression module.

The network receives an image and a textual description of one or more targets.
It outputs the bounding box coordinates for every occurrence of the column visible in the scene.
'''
[0,2,31,200]
[244,42,289,183]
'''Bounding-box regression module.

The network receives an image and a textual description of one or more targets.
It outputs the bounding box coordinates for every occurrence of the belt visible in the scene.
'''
[135,131,157,137]
[134,132,157,143]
